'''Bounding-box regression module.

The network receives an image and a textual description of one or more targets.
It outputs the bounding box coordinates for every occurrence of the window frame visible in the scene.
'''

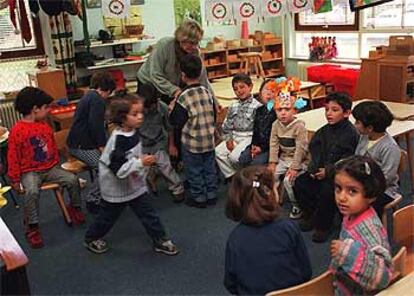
[0,16,45,60]
[294,11,360,31]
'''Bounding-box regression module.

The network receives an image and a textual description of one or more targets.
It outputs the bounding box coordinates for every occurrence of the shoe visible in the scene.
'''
[185,198,207,208]
[312,229,330,243]
[298,216,314,232]
[26,228,44,248]
[67,205,86,225]
[153,239,179,256]
[86,201,100,214]
[173,192,185,203]
[289,206,303,219]
[206,198,218,206]
[84,239,109,254]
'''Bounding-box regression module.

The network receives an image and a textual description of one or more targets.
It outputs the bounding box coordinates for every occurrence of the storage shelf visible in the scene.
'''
[76,38,155,49]
[209,74,228,80]
[205,62,227,68]
[263,57,283,62]
[87,59,146,70]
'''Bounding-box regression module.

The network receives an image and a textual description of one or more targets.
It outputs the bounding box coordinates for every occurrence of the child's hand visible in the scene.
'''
[226,140,234,151]
[330,240,342,259]
[286,168,298,182]
[11,182,24,194]
[251,145,261,157]
[314,168,326,180]
[141,154,156,166]
[267,163,276,174]
[168,144,178,158]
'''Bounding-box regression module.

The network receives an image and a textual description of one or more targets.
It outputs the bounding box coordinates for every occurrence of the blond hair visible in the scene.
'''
[174,19,203,44]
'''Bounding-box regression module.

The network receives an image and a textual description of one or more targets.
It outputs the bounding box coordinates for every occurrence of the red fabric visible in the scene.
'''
[7,121,59,184]
[307,64,341,83]
[18,0,32,43]
[9,0,17,29]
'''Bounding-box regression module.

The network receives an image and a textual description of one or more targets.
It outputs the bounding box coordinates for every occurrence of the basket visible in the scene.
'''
[124,25,144,37]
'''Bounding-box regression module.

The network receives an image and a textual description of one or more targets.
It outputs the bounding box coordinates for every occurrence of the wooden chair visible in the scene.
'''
[381,149,407,230]
[265,270,334,296]
[393,204,414,275]
[390,246,407,284]
[238,52,265,78]
[39,182,72,225]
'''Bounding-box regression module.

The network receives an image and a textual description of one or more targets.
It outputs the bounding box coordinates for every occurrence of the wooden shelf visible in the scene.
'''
[76,38,155,49]
[205,62,227,68]
[263,58,283,62]
[87,59,146,70]
[209,74,228,80]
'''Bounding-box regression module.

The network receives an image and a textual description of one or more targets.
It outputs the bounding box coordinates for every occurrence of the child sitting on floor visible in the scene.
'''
[215,74,261,180]
[238,79,277,166]
[138,83,185,203]
[267,77,309,219]
[84,91,178,255]
[331,155,392,295]
[224,166,312,295]
[7,87,84,248]
[352,101,400,218]
[294,92,359,243]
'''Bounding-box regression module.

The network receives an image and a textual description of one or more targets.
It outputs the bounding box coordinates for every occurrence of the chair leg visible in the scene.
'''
[1,175,19,209]
[53,188,72,226]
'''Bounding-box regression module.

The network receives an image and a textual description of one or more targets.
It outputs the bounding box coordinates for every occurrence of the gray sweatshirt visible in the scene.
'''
[355,133,400,197]
[99,128,148,203]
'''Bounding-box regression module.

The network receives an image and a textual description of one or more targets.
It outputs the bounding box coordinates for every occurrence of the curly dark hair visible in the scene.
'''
[352,101,393,133]
[232,73,253,88]
[326,92,353,111]
[14,87,53,115]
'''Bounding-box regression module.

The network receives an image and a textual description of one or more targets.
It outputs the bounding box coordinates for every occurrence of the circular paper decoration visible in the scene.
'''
[293,0,308,8]
[267,0,282,14]
[240,2,255,18]
[109,0,125,15]
[212,3,227,20]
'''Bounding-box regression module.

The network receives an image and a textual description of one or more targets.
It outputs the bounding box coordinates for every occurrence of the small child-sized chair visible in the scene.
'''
[393,205,414,275]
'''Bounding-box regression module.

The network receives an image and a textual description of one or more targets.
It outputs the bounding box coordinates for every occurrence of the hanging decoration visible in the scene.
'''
[174,0,202,27]
[233,0,260,21]
[287,0,314,14]
[9,0,32,42]
[205,0,233,24]
[261,0,287,18]
[313,0,333,13]
[102,0,130,18]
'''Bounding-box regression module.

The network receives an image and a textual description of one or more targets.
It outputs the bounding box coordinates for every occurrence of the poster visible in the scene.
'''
[287,0,314,13]
[102,0,130,18]
[313,0,333,13]
[261,0,287,18]
[205,0,234,23]
[174,0,202,27]
[233,0,260,20]
[349,0,394,11]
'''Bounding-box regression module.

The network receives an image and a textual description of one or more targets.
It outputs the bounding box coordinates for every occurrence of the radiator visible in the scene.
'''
[0,100,22,129]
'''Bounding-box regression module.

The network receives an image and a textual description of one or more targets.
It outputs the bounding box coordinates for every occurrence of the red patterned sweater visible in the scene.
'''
[7,121,59,184]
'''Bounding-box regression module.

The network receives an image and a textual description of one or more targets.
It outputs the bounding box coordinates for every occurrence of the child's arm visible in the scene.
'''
[88,97,107,150]
[268,122,280,166]
[6,130,22,191]
[290,122,308,171]
[221,105,236,142]
[380,147,400,186]
[331,238,392,292]
[169,96,189,131]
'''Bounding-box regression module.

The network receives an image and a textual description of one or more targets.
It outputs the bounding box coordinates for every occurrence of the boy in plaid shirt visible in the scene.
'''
[170,54,217,208]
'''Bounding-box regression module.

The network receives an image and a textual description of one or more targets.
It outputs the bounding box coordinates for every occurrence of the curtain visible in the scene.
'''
[49,12,77,93]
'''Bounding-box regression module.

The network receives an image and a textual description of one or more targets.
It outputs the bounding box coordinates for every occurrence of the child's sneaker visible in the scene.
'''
[84,239,109,254]
[67,205,86,225]
[153,238,179,256]
[26,228,44,248]
[289,206,303,219]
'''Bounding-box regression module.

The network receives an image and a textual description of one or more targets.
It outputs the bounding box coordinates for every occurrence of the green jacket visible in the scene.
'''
[137,37,212,98]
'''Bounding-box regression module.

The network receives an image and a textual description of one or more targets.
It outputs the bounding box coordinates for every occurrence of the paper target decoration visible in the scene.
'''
[287,0,313,13]
[261,0,287,18]
[233,0,259,20]
[205,0,234,23]
[102,0,130,18]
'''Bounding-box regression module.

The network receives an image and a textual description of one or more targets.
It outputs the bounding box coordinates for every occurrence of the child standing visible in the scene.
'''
[215,74,261,179]
[331,155,392,295]
[84,93,178,255]
[224,166,312,295]
[352,101,400,218]
[294,93,359,243]
[7,87,84,248]
[170,54,217,208]
[138,83,185,202]
[267,78,309,219]
[238,79,277,166]
[67,72,116,213]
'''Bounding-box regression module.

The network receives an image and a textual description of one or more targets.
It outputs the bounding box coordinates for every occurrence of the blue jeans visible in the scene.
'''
[238,146,270,166]
[182,148,218,203]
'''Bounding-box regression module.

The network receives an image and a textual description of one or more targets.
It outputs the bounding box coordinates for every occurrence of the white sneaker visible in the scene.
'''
[289,206,303,219]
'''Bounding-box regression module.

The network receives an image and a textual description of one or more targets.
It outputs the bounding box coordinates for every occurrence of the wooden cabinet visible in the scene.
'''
[27,68,67,100]
[201,40,284,80]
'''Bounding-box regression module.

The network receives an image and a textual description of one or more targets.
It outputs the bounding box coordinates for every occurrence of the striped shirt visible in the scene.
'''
[330,207,393,296]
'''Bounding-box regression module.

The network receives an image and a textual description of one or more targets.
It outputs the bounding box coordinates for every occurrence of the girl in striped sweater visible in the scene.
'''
[330,155,393,295]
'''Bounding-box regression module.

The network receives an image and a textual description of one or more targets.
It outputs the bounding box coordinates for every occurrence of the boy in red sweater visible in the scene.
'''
[7,87,84,248]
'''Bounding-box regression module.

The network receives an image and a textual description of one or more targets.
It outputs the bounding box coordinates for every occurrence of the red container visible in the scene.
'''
[307,64,341,83]
[108,69,126,90]
[332,68,360,97]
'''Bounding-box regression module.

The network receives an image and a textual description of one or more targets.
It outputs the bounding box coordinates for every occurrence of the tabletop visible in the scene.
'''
[376,272,414,295]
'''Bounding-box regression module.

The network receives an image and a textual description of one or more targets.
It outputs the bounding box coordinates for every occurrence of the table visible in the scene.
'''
[376,272,414,295]
[296,100,414,188]
[211,77,322,109]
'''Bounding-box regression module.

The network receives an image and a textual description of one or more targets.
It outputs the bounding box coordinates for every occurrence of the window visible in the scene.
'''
[362,0,414,28]
[360,32,414,57]
[295,0,359,31]
[0,0,44,59]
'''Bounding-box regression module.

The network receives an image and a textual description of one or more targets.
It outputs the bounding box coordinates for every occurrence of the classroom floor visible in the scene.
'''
[1,161,413,295]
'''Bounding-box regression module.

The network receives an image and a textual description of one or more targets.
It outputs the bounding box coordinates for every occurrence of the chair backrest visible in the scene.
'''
[393,204,414,250]
[390,246,407,283]
[398,149,408,175]
[265,270,334,296]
